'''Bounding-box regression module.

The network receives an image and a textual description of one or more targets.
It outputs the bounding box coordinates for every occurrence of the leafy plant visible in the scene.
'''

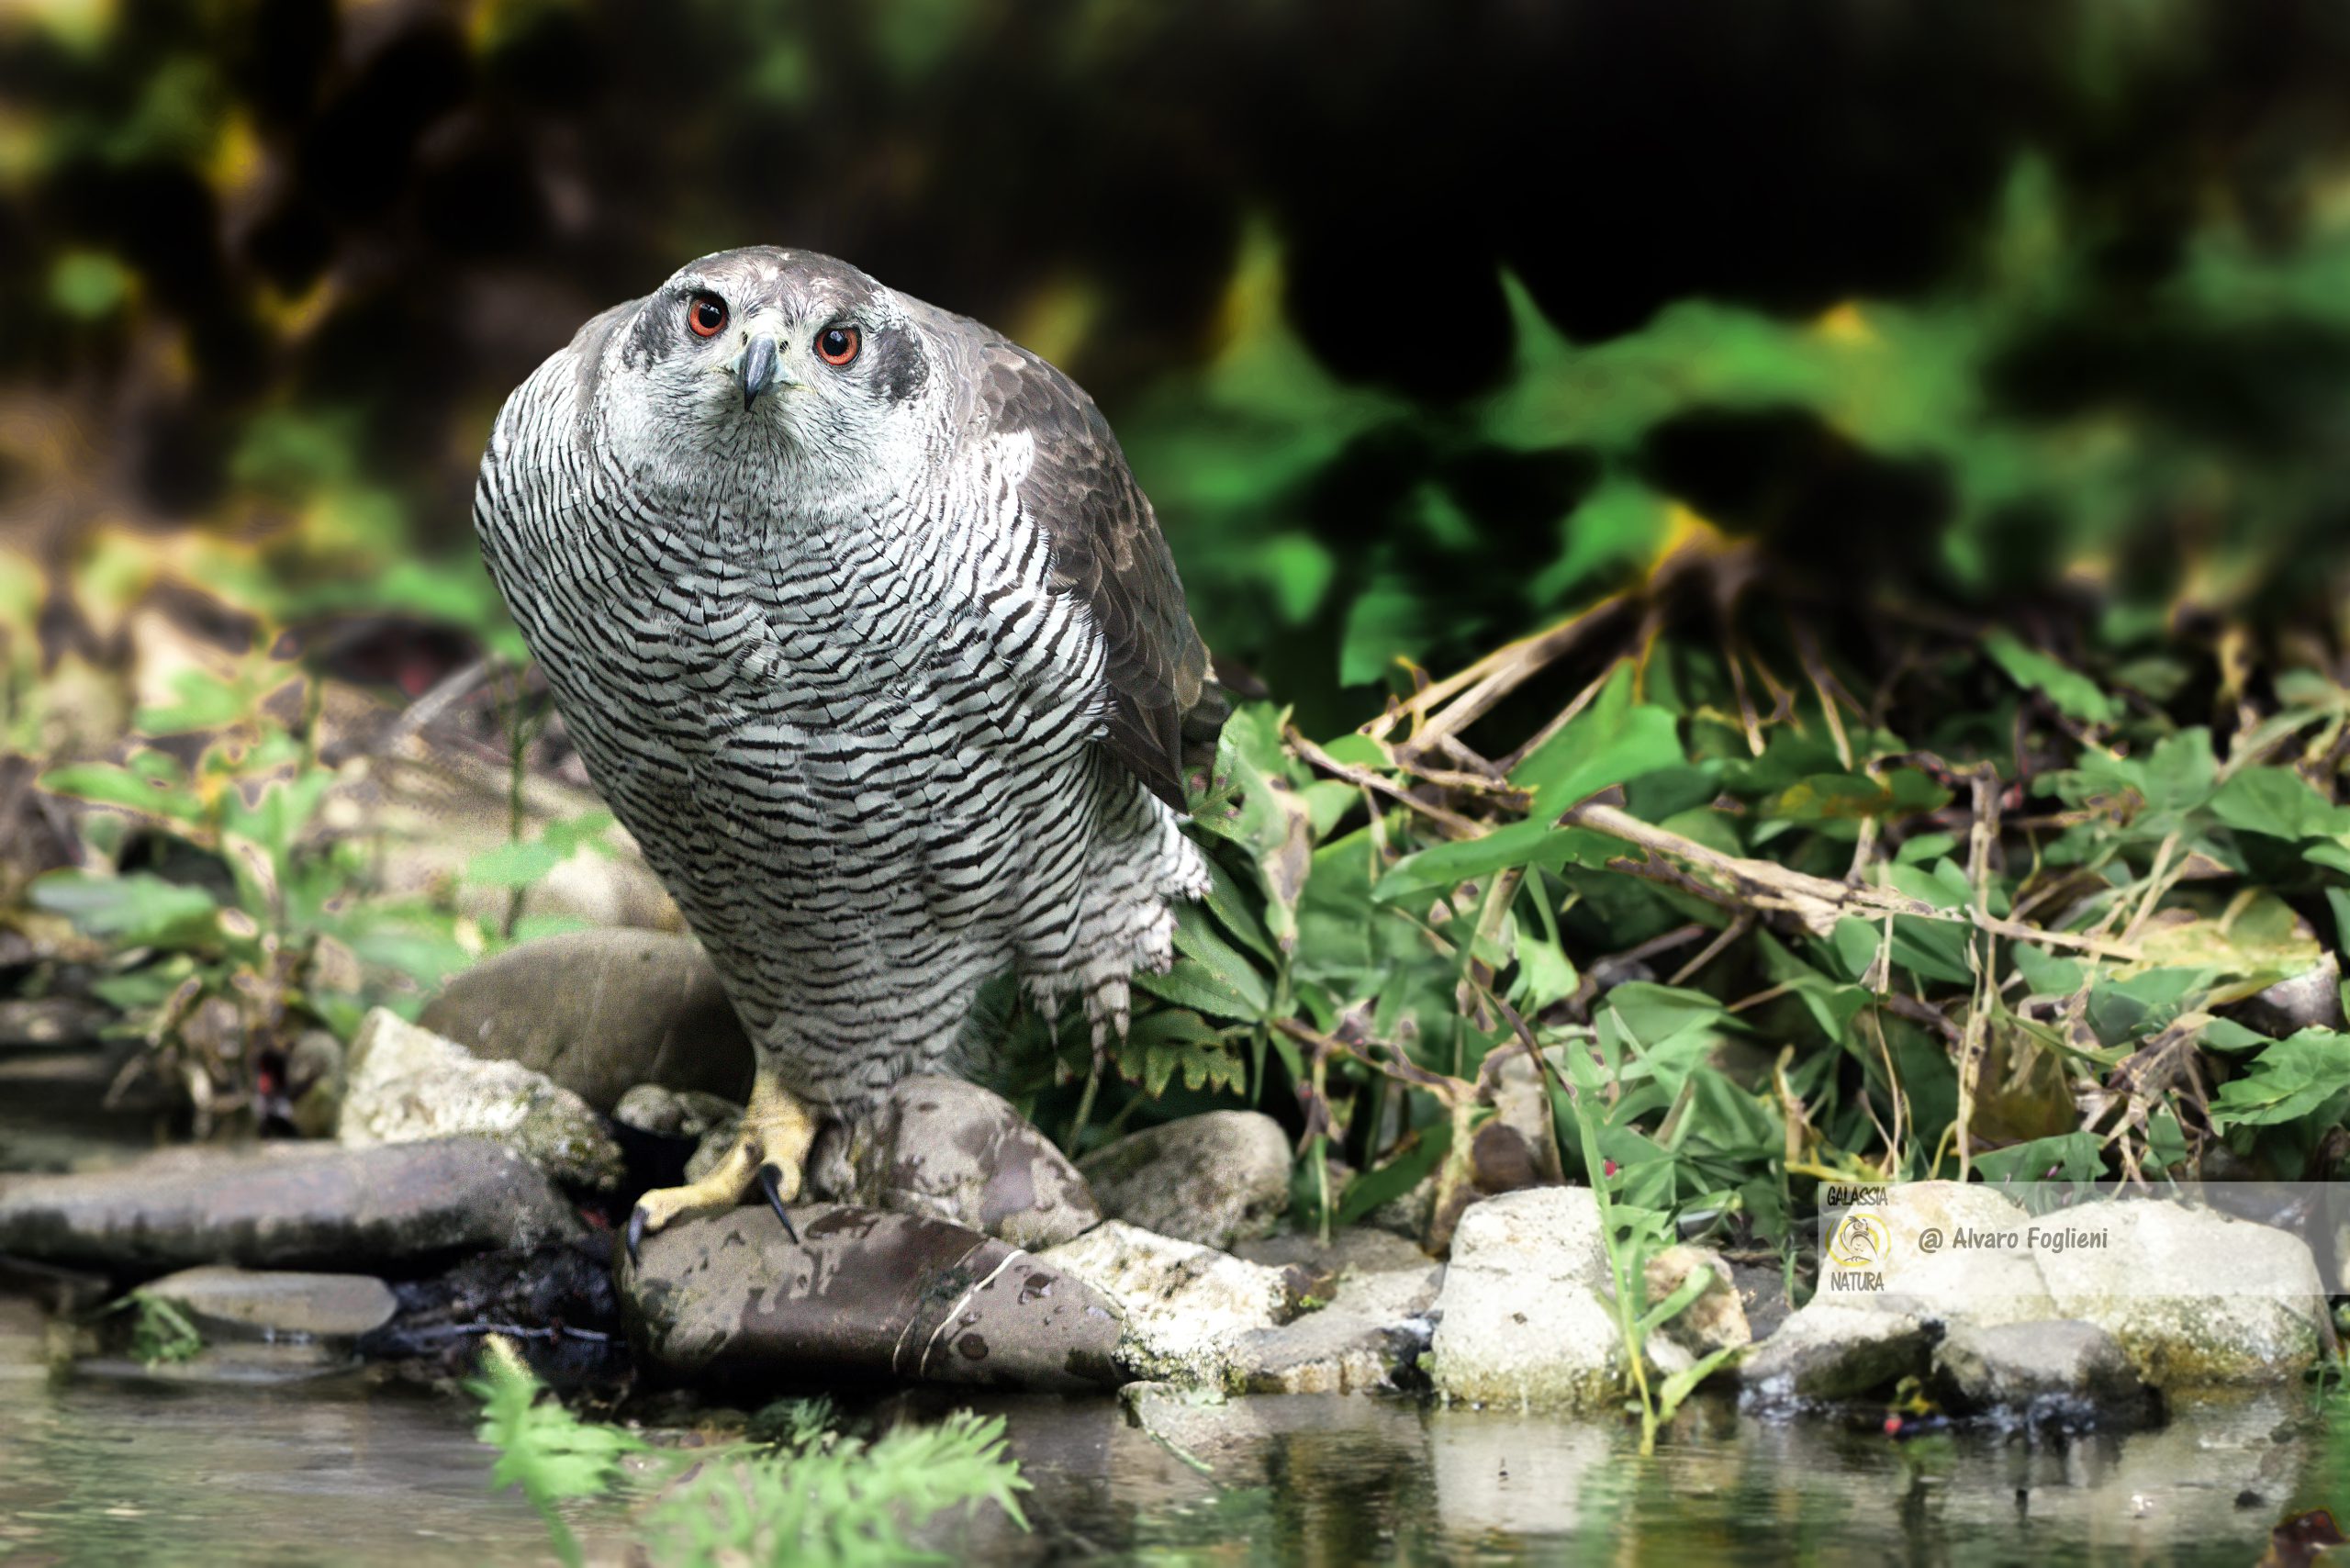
[469,1338,1029,1568]
[98,1290,205,1367]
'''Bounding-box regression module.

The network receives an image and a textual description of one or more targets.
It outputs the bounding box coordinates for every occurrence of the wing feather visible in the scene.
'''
[973,340,1217,811]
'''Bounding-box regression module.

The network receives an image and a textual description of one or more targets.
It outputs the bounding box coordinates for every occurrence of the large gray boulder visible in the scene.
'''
[338,1009,623,1189]
[421,929,753,1112]
[1077,1111,1292,1250]
[0,1140,583,1273]
[621,1204,1123,1391]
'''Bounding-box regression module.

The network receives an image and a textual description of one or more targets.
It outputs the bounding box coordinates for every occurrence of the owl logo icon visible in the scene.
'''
[1828,1212,1891,1269]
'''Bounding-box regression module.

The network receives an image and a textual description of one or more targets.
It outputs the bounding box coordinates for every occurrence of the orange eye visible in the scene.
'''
[816,325,860,366]
[687,293,728,338]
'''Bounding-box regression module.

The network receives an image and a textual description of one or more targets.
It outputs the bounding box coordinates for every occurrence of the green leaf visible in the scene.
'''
[30,870,219,948]
[1982,630,2121,725]
[1336,1119,1453,1225]
[135,667,253,735]
[1371,820,1616,903]
[1135,955,1266,1023]
[2209,1029,2350,1131]
[463,838,568,890]
[40,760,207,826]
[1510,663,1685,818]
[2212,768,2350,841]
[1114,1009,1246,1096]
[1972,1130,2105,1182]
[1764,768,1952,823]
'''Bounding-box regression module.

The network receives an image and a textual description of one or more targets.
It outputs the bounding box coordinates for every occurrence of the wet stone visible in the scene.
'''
[75,1339,365,1387]
[338,1008,624,1190]
[1234,1268,1441,1394]
[140,1266,397,1343]
[1931,1319,2156,1425]
[421,929,755,1114]
[831,1077,1101,1249]
[1078,1112,1292,1250]
[0,1138,585,1275]
[1039,1220,1298,1387]
[621,1204,1123,1393]
[1740,1302,1937,1405]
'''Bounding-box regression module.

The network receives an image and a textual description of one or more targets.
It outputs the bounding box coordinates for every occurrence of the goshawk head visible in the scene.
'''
[589,247,934,495]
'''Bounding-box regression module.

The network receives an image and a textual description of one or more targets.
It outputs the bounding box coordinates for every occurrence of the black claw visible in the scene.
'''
[624,1205,648,1267]
[757,1163,800,1243]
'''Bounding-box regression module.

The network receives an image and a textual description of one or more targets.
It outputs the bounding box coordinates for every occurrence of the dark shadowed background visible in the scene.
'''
[8,0,2350,738]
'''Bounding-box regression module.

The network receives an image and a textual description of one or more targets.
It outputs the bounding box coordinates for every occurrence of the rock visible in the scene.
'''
[2235,951,2346,1036]
[621,1204,1122,1392]
[1232,1226,1435,1296]
[1740,1302,1937,1403]
[1642,1244,1751,1358]
[1726,1255,1794,1344]
[833,1077,1100,1249]
[1751,1183,2332,1403]
[139,1266,397,1343]
[613,1084,743,1140]
[338,1008,623,1190]
[0,1139,583,1273]
[2033,1201,2328,1389]
[1856,1182,2061,1326]
[1931,1320,2155,1423]
[1078,1112,1292,1250]
[1038,1220,1296,1385]
[77,1339,365,1386]
[1470,1047,1563,1194]
[420,929,753,1113]
[1360,1174,1437,1245]
[1232,1249,1441,1394]
[1426,1187,1624,1410]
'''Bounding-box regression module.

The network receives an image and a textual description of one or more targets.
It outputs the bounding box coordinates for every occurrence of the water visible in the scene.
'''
[2,1277,2339,1568]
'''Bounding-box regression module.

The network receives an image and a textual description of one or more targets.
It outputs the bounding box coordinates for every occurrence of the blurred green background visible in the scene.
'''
[7,0,2350,745]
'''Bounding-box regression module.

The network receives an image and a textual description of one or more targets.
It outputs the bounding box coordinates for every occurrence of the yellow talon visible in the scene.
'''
[624,1072,817,1262]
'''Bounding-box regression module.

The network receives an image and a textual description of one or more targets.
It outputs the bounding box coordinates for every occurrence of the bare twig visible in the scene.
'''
[1287,729,1485,837]
[1560,801,2143,959]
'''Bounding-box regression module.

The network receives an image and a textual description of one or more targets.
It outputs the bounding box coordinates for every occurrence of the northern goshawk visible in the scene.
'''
[473,248,1223,1255]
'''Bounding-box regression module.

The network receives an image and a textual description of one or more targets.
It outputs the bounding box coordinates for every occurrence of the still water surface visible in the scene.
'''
[0,1279,2335,1568]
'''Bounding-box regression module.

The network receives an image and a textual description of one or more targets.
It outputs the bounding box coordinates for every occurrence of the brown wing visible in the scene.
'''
[974,341,1219,811]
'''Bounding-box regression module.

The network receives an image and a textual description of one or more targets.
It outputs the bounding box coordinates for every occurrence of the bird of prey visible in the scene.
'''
[473,248,1224,1257]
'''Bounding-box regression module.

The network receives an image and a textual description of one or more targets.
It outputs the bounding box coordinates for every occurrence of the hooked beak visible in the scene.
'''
[736,334,783,409]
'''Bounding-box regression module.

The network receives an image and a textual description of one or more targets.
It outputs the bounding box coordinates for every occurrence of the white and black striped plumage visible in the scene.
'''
[472,248,1221,1119]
